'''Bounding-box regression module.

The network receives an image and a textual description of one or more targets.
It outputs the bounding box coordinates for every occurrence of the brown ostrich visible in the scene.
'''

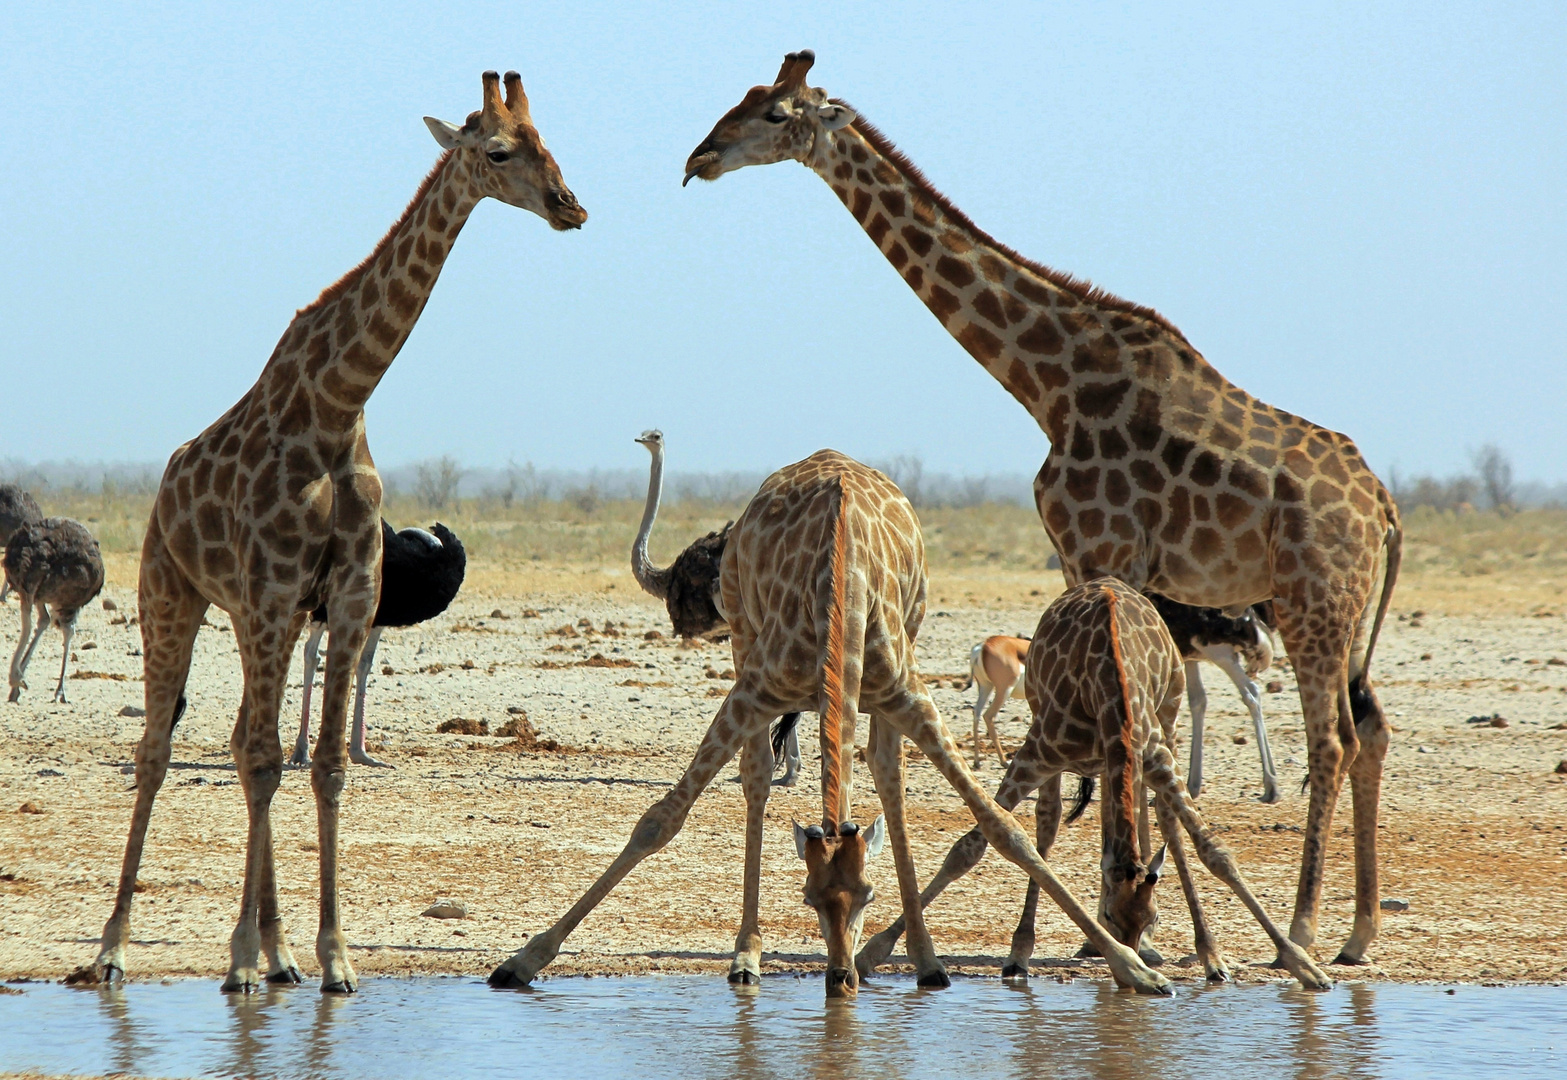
[630,430,806,783]
[0,482,44,604]
[5,517,105,703]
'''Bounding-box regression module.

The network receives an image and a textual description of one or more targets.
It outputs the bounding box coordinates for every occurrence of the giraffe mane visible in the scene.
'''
[819,482,850,831]
[1101,584,1140,833]
[834,102,1190,343]
[294,150,457,318]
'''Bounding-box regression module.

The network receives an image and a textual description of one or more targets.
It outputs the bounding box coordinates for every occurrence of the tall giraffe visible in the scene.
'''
[87,70,585,994]
[686,51,1401,964]
[488,451,1170,996]
[857,579,1332,991]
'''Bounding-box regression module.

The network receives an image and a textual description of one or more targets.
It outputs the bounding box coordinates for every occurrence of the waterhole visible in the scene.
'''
[0,976,1560,1079]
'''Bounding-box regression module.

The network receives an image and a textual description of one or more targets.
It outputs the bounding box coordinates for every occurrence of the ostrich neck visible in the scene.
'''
[631,445,666,595]
[807,119,1221,447]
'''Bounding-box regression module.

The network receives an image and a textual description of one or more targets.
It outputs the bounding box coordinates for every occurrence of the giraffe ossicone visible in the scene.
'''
[687,50,1400,965]
[84,69,583,995]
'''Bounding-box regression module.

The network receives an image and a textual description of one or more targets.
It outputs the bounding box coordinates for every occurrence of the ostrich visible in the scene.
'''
[4,517,105,703]
[290,520,465,769]
[630,431,811,782]
[0,483,44,603]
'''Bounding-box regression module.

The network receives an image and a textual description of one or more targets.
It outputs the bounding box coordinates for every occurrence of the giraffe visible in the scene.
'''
[86,70,585,994]
[685,50,1401,964]
[857,579,1332,990]
[488,451,1171,996]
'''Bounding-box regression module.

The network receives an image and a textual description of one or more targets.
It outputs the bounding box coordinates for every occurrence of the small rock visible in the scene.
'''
[1265,680,1285,694]
[1420,653,1433,661]
[119,705,145,718]
[120,765,135,775]
[1409,619,1423,629]
[521,609,541,619]
[490,609,507,619]
[1489,715,1509,728]
[1232,734,1248,745]
[421,899,468,920]
[1548,657,1566,667]
[80,641,97,650]
[461,659,476,670]
[1465,713,1507,727]
[506,705,527,715]
[102,599,118,612]
[381,665,395,676]
[18,801,43,814]
[63,966,102,987]
[1555,760,1567,775]
[35,769,63,778]
[437,718,488,736]
[1380,898,1410,913]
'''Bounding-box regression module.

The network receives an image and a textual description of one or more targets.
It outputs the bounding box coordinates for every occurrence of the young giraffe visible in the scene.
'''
[857,579,1332,990]
[488,451,1171,996]
[87,71,585,994]
[686,51,1401,964]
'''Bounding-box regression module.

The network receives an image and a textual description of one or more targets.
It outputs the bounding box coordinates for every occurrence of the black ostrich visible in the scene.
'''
[5,517,105,703]
[290,519,465,768]
[0,483,44,604]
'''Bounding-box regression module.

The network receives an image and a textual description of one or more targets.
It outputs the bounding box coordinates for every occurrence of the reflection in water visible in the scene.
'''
[6,976,1562,1080]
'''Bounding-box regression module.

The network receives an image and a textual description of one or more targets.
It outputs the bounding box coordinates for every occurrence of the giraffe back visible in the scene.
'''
[721,450,926,710]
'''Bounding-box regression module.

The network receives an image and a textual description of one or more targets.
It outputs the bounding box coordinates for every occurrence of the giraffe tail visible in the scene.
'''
[1065,775,1095,825]
[1349,503,1403,728]
[818,481,858,832]
[1101,584,1141,845]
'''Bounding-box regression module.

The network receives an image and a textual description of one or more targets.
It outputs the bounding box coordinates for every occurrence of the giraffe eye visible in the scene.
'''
[487,150,510,164]
[765,109,788,124]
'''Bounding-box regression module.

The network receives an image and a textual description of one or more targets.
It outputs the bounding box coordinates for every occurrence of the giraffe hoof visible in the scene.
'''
[1000,963,1030,980]
[220,973,261,994]
[1330,951,1370,966]
[487,966,532,989]
[321,980,357,994]
[916,968,951,989]
[727,969,760,985]
[267,966,303,985]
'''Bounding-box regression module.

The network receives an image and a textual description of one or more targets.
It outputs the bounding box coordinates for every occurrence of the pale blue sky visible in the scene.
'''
[2,2,1562,481]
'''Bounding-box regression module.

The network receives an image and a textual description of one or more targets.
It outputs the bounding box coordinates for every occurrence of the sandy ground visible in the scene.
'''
[2,558,1565,990]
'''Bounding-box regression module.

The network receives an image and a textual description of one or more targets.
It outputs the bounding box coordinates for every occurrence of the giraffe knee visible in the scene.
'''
[245,761,283,799]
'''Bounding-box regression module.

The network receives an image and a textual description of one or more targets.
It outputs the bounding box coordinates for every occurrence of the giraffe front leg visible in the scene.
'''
[489,690,768,988]
[223,693,283,994]
[312,608,370,994]
[257,826,302,984]
[1287,665,1351,951]
[865,716,948,988]
[729,726,774,985]
[1151,786,1228,981]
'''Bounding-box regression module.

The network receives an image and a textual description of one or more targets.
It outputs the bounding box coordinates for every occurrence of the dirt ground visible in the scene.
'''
[3,556,1565,989]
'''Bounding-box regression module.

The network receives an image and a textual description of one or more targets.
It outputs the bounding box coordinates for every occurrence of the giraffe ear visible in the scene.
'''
[425,116,468,150]
[1146,844,1168,882]
[817,104,856,131]
[793,820,811,859]
[862,815,887,858]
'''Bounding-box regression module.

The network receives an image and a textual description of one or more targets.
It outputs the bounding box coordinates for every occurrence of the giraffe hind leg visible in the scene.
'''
[729,725,774,984]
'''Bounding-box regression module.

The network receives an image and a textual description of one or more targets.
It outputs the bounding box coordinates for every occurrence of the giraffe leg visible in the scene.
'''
[1185,661,1207,797]
[1142,738,1331,989]
[1151,784,1229,981]
[1284,648,1355,951]
[348,627,391,768]
[489,689,773,988]
[1336,679,1389,964]
[876,687,1169,994]
[290,622,324,767]
[223,617,295,994]
[857,743,1044,977]
[865,714,949,987]
[1003,773,1061,979]
[52,611,78,703]
[7,596,37,701]
[312,600,373,994]
[729,725,775,985]
[94,529,207,984]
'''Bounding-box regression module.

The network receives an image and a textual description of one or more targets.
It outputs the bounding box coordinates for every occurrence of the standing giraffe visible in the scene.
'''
[857,579,1332,990]
[488,451,1170,996]
[686,51,1400,964]
[86,70,585,994]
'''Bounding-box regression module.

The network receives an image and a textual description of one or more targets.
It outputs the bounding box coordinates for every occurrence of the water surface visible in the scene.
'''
[1,975,1560,1079]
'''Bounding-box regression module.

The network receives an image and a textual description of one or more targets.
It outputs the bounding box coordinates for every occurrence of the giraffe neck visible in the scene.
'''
[807,118,1213,447]
[262,150,482,434]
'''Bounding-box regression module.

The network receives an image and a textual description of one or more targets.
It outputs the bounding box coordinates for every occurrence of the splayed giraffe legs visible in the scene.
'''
[729,726,775,985]
[489,687,774,988]
[93,527,208,984]
[875,687,1169,995]
[1149,784,1228,981]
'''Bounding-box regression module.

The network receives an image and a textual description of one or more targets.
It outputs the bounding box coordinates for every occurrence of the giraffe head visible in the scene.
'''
[425,70,587,230]
[793,817,886,997]
[1100,844,1167,951]
[683,50,856,186]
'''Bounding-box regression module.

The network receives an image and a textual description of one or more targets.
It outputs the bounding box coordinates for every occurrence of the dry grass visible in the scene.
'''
[29,487,1567,614]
